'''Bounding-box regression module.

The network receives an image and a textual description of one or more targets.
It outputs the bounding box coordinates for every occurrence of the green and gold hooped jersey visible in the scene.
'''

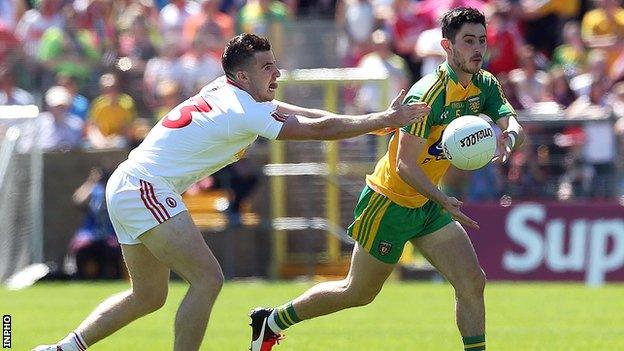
[366,61,516,208]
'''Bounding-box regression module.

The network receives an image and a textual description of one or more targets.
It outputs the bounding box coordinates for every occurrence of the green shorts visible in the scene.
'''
[347,186,453,264]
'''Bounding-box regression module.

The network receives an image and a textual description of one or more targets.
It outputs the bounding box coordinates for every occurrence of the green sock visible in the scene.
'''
[463,334,485,350]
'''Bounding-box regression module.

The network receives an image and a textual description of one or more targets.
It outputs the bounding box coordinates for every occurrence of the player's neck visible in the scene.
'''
[448,62,473,88]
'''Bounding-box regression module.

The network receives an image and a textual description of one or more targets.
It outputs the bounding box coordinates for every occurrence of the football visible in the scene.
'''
[441,115,497,170]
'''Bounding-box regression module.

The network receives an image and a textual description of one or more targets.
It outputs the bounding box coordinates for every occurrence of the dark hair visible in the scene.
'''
[441,7,486,42]
[222,34,271,78]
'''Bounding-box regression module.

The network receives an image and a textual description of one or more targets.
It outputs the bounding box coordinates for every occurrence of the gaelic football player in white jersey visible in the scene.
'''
[32,33,430,351]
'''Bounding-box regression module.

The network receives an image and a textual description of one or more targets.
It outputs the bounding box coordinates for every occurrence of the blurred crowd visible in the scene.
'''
[1,0,624,206]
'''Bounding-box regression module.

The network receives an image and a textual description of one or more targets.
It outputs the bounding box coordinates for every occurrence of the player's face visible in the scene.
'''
[447,23,487,75]
[247,50,281,102]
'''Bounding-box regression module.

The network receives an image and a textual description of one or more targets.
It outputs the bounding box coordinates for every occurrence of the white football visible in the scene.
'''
[441,115,497,170]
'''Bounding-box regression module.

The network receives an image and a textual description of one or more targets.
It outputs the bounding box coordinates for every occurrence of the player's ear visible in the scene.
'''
[235,70,249,83]
[441,38,452,54]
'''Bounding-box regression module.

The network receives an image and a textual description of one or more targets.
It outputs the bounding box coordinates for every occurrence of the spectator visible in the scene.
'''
[335,0,375,66]
[56,73,90,121]
[0,67,35,105]
[567,78,616,199]
[385,0,433,81]
[552,21,587,78]
[115,0,162,33]
[86,73,137,149]
[543,68,576,109]
[38,5,100,91]
[509,45,549,109]
[415,27,445,78]
[15,0,63,60]
[0,19,22,67]
[293,0,337,18]
[177,36,223,98]
[521,0,581,57]
[0,0,27,30]
[570,49,609,98]
[183,0,235,57]
[418,0,486,26]
[355,29,409,113]
[75,0,119,69]
[581,0,624,74]
[116,15,158,116]
[33,86,84,152]
[555,126,589,200]
[224,159,260,227]
[159,0,200,38]
[143,35,184,110]
[486,6,523,75]
[237,0,290,60]
[153,79,182,122]
[67,167,123,280]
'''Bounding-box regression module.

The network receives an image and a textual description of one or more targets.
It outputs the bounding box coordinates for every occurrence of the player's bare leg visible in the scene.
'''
[291,244,394,319]
[250,244,394,350]
[411,221,486,346]
[139,211,224,350]
[32,235,171,350]
[76,243,171,344]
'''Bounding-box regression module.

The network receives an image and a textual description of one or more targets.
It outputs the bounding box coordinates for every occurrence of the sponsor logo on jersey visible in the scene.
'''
[427,134,447,161]
[459,128,493,147]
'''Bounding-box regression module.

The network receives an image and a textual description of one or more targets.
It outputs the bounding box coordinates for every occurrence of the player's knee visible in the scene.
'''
[455,269,486,299]
[192,266,224,297]
[134,287,168,313]
[345,286,379,307]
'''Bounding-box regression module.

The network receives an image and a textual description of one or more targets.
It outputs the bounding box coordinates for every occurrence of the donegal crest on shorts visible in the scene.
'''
[378,241,392,256]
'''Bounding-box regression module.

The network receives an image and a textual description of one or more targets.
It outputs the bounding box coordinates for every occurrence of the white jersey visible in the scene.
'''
[119,76,284,194]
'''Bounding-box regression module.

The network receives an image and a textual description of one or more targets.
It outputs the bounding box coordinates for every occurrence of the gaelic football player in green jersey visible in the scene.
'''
[250,7,525,351]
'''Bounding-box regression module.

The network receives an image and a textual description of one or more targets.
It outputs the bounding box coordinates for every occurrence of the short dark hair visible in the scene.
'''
[222,34,272,78]
[441,7,486,43]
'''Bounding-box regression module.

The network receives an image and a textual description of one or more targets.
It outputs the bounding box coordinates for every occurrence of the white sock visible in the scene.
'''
[267,310,283,334]
[58,331,88,351]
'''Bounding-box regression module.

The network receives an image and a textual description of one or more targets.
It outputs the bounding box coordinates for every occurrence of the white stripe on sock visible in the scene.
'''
[267,310,283,334]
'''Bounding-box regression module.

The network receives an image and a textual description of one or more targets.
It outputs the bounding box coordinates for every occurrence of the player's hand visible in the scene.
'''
[492,130,513,164]
[442,196,479,229]
[385,89,430,128]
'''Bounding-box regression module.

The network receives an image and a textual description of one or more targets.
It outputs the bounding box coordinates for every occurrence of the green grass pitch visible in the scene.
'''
[1,281,623,350]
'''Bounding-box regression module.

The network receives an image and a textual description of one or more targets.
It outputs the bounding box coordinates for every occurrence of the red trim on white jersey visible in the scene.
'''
[226,77,245,90]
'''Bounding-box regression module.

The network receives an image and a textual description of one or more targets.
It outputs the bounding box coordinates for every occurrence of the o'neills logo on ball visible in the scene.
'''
[459,128,493,147]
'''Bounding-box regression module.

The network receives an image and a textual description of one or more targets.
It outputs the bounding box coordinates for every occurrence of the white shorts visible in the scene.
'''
[106,168,187,245]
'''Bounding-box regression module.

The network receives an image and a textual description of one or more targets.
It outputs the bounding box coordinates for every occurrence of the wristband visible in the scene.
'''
[507,132,517,149]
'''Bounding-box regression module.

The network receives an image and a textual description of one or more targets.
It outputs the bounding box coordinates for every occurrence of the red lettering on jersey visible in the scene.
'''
[162,96,212,129]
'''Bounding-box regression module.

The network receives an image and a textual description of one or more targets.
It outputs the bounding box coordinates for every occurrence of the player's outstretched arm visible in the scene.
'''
[274,101,330,118]
[276,90,430,140]
[492,114,524,164]
[395,130,479,229]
